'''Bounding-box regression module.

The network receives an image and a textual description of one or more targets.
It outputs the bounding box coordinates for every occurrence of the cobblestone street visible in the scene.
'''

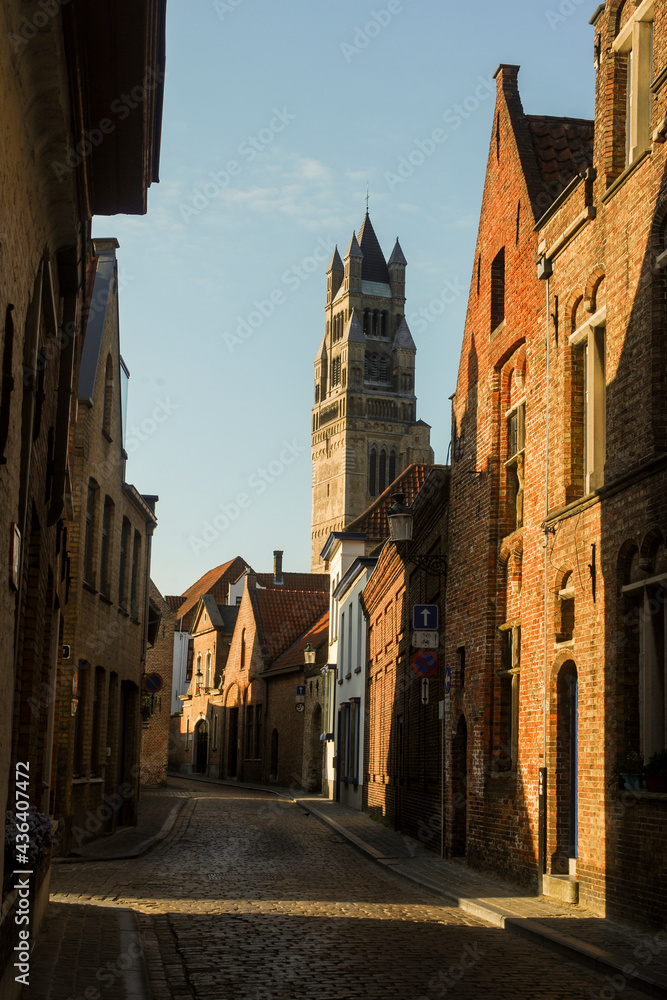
[31,780,650,1000]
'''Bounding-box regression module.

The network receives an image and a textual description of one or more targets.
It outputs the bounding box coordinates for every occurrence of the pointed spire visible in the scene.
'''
[326,245,344,273]
[393,316,416,351]
[342,309,364,344]
[388,237,407,267]
[344,231,363,259]
[357,213,390,283]
[314,334,327,363]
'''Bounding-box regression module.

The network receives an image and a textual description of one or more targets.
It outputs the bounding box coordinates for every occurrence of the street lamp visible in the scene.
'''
[304,642,317,665]
[387,493,413,543]
[195,666,203,696]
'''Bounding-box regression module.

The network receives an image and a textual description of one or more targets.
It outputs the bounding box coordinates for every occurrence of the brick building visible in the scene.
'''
[140,582,175,786]
[0,2,164,994]
[362,468,449,843]
[52,239,159,854]
[319,463,437,803]
[311,212,434,570]
[170,555,329,788]
[445,0,667,928]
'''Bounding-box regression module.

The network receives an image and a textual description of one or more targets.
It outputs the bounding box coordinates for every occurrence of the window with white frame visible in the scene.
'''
[505,400,525,532]
[338,698,360,782]
[613,0,654,167]
[569,307,606,493]
[205,651,212,689]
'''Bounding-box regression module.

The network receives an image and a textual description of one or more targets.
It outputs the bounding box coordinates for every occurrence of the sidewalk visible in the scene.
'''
[295,795,667,1000]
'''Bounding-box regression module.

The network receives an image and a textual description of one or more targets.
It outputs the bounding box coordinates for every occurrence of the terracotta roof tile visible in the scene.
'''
[268,609,329,672]
[255,572,329,592]
[345,463,444,543]
[526,115,594,207]
[252,589,329,663]
[176,556,248,627]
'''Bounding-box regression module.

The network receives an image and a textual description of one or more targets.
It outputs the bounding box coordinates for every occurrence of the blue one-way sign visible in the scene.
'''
[413,604,439,630]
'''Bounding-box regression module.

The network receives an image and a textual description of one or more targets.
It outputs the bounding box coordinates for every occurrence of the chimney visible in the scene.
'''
[273,550,284,585]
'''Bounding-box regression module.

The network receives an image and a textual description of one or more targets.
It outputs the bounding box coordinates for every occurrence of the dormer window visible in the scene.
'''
[613,0,654,166]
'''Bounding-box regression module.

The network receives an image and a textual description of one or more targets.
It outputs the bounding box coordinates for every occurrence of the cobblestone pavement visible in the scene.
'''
[32,779,651,1000]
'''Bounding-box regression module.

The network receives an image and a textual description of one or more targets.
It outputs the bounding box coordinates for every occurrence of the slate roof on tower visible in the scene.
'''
[388,237,407,267]
[357,212,390,284]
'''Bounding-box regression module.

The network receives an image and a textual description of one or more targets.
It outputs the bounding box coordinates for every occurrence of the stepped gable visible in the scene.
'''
[358,212,390,284]
[526,115,594,208]
[255,572,329,592]
[346,463,442,541]
[251,588,329,663]
[176,555,248,629]
[266,609,329,672]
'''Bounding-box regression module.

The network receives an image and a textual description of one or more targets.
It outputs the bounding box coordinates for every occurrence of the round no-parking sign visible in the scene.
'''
[412,650,439,678]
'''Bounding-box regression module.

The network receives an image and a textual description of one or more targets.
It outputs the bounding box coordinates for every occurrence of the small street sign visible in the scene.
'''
[296,685,306,696]
[412,650,439,678]
[444,664,452,694]
[143,673,163,694]
[295,703,305,713]
[421,677,429,705]
[412,604,439,630]
[412,630,439,648]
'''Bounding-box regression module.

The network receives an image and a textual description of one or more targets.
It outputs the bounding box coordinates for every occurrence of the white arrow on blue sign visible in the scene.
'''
[412,604,439,630]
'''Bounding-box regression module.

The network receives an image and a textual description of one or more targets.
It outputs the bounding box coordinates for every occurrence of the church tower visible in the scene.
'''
[311,212,433,570]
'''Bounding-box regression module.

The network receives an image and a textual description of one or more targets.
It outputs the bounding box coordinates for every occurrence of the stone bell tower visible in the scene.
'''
[310,211,433,570]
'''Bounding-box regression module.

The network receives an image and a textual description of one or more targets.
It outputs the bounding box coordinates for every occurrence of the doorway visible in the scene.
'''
[228,708,238,778]
[553,661,578,873]
[194,720,208,774]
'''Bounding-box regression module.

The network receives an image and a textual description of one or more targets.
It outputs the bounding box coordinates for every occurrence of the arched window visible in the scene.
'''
[369,449,377,496]
[371,355,378,380]
[364,354,370,380]
[380,357,387,382]
[240,628,246,670]
[363,309,370,335]
[389,450,396,484]
[381,311,388,337]
[379,449,387,493]
[205,651,212,689]
[556,571,575,642]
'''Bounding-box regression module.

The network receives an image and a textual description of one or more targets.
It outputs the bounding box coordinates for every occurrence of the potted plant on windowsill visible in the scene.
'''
[645,751,667,793]
[611,751,644,791]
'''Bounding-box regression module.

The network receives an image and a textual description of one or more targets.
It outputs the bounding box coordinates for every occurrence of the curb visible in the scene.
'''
[299,801,667,1000]
[54,797,189,864]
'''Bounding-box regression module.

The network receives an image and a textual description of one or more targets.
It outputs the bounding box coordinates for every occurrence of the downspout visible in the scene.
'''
[538,254,553,893]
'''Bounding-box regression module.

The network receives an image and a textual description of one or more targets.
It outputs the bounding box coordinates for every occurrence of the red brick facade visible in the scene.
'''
[362,469,449,845]
[443,3,667,928]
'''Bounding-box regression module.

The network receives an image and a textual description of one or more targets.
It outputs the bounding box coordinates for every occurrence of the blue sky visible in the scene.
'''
[93,0,599,597]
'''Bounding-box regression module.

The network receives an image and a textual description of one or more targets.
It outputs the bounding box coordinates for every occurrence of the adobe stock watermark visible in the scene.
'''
[179,107,296,223]
[223,236,335,353]
[384,76,496,192]
[213,0,250,20]
[409,277,467,334]
[51,69,165,182]
[9,0,72,51]
[546,0,590,31]
[340,1,411,63]
[189,439,307,554]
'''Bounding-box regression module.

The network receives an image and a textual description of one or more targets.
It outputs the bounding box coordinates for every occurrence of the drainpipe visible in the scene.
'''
[537,253,553,894]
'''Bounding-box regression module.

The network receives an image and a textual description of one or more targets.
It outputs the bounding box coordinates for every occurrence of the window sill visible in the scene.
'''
[82,580,97,595]
[554,638,575,649]
[345,672,352,680]
[118,606,130,617]
[611,788,667,802]
[102,429,113,443]
[490,319,506,340]
[354,667,362,674]
[602,148,651,203]
[99,593,113,606]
